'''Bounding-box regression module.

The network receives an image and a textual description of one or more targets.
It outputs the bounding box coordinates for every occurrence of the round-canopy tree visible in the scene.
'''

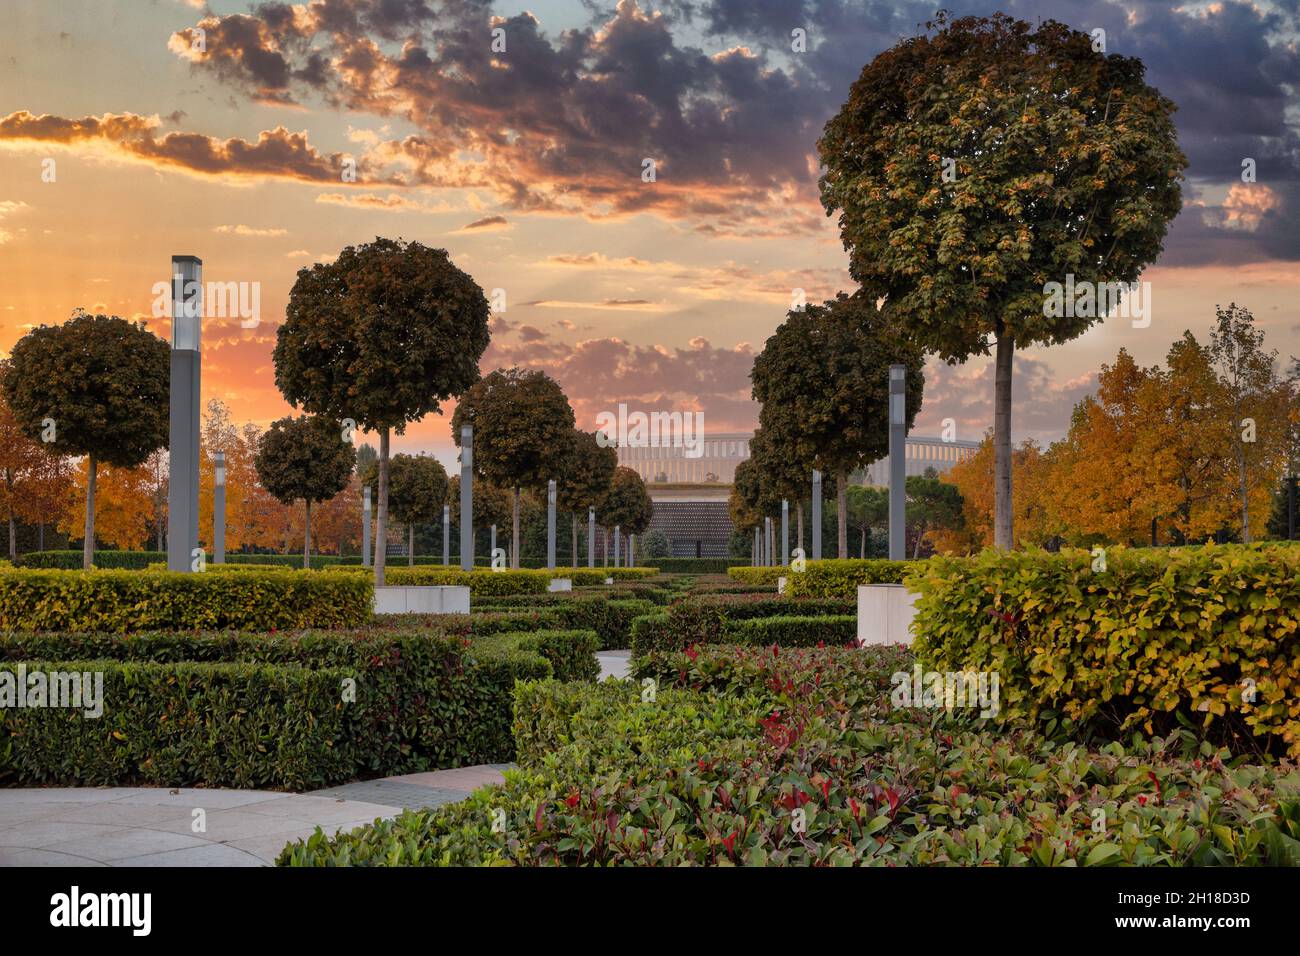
[557,429,617,567]
[601,465,653,563]
[819,13,1185,548]
[274,238,489,584]
[451,368,575,568]
[751,292,924,556]
[729,457,764,561]
[361,452,448,564]
[4,311,169,569]
[254,415,355,568]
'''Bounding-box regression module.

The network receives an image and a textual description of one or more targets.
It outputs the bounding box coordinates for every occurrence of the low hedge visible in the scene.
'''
[911,544,1300,756]
[383,568,551,595]
[466,596,659,650]
[0,569,372,632]
[0,628,550,788]
[281,643,1300,866]
[564,567,660,585]
[629,595,856,655]
[18,550,165,569]
[725,566,787,587]
[640,558,746,573]
[723,615,857,647]
[786,559,916,598]
[471,630,600,683]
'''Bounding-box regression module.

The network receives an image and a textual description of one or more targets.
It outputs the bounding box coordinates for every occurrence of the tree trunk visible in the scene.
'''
[83,454,96,570]
[571,514,578,568]
[860,525,866,559]
[374,428,389,587]
[1150,516,1157,547]
[993,330,1015,549]
[511,486,521,569]
[409,523,415,566]
[303,499,312,569]
[836,471,847,558]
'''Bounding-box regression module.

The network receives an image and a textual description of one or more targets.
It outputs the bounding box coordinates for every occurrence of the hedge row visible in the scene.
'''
[911,544,1300,756]
[628,594,856,655]
[640,558,746,573]
[0,628,583,788]
[725,615,857,647]
[16,550,364,570]
[786,559,916,598]
[0,569,372,632]
[471,630,600,683]
[281,644,1300,866]
[725,566,787,586]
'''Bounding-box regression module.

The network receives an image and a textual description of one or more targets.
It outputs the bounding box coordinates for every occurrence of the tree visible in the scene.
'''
[819,13,1186,549]
[748,425,811,552]
[846,484,888,558]
[751,293,923,556]
[640,529,671,559]
[254,415,356,567]
[361,453,448,564]
[451,368,576,568]
[1209,304,1288,543]
[602,466,653,561]
[4,311,169,568]
[556,430,617,567]
[905,468,965,558]
[0,361,56,559]
[729,458,764,560]
[274,238,489,585]
[935,435,1058,552]
[60,460,155,550]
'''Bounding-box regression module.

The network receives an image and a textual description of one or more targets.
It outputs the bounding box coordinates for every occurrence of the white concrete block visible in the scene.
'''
[373,585,471,615]
[548,578,572,592]
[777,576,787,594]
[856,583,918,646]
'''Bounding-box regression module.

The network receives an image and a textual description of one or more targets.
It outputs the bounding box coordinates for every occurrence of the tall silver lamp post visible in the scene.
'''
[167,255,202,572]
[459,426,473,571]
[889,364,906,560]
[587,507,595,568]
[546,480,556,571]
[213,451,225,564]
[811,470,822,560]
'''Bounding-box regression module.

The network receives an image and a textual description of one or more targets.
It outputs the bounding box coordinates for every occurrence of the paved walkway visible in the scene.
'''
[0,765,509,867]
[598,649,631,680]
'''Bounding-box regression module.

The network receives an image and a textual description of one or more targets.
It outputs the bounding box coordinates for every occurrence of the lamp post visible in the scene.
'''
[213,451,225,564]
[442,504,450,565]
[362,485,371,566]
[781,499,789,566]
[167,255,202,572]
[888,364,906,561]
[587,508,595,568]
[811,470,822,561]
[459,426,473,571]
[547,480,556,571]
[614,525,621,567]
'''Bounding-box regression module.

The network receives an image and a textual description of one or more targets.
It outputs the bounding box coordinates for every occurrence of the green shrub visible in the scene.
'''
[472,629,600,683]
[785,559,916,598]
[0,569,371,631]
[282,644,1300,866]
[0,628,548,785]
[641,558,745,573]
[725,566,787,586]
[910,544,1300,756]
[18,550,166,569]
[724,615,857,647]
[628,595,856,655]
[629,613,674,657]
[384,567,551,595]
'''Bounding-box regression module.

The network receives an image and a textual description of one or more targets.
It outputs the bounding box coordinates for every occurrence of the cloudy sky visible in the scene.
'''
[1,0,1297,468]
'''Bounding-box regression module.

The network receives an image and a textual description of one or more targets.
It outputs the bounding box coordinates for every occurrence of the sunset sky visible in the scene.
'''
[1,0,1297,470]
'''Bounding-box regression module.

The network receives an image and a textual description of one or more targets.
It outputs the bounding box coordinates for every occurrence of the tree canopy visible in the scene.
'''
[254,414,355,566]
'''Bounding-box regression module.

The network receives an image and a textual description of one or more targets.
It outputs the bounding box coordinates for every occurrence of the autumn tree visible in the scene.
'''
[820,13,1186,549]
[60,460,156,550]
[905,469,965,558]
[274,238,489,584]
[601,465,653,561]
[0,361,56,559]
[254,415,355,567]
[4,311,169,568]
[751,292,923,557]
[556,429,617,567]
[451,368,576,568]
[935,435,1058,552]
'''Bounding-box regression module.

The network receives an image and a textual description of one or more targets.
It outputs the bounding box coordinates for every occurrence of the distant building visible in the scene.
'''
[617,432,978,558]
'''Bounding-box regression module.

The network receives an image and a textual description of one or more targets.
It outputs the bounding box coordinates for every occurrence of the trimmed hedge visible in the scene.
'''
[18,550,165,569]
[471,630,600,683]
[640,558,746,573]
[724,615,857,647]
[725,566,787,586]
[0,569,371,632]
[0,629,550,788]
[911,544,1300,756]
[464,595,660,650]
[786,559,916,598]
[281,644,1300,866]
[629,595,856,655]
[382,567,551,595]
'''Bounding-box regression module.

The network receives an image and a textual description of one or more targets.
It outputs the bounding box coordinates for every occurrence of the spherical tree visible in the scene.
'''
[451,368,576,568]
[819,13,1186,548]
[557,429,617,567]
[361,452,448,564]
[274,238,489,584]
[601,465,653,564]
[253,415,355,567]
[4,311,169,569]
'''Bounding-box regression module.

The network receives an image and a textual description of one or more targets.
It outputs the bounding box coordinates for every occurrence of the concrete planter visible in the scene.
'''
[548,578,572,592]
[373,585,470,615]
[856,583,918,646]
[777,576,787,595]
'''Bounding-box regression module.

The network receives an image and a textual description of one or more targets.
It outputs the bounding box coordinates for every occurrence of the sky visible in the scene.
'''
[0,0,1297,470]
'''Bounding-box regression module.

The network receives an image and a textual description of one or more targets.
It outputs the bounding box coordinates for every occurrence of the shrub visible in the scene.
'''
[472,629,600,683]
[383,567,551,595]
[911,544,1300,756]
[563,568,659,585]
[18,550,165,569]
[724,615,857,647]
[629,613,673,657]
[281,644,1300,866]
[726,566,787,586]
[785,559,916,598]
[629,595,856,654]
[0,568,371,631]
[641,558,746,573]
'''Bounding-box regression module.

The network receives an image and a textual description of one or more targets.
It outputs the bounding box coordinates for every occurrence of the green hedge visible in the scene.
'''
[17,550,362,570]
[0,628,550,788]
[725,566,787,586]
[640,558,746,573]
[911,544,1300,756]
[471,630,600,683]
[0,569,372,632]
[724,615,857,647]
[281,643,1300,866]
[628,595,856,655]
[786,559,916,598]
[382,568,551,595]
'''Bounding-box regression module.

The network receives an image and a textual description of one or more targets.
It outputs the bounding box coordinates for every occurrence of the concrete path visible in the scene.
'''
[598,649,631,680]
[0,764,509,867]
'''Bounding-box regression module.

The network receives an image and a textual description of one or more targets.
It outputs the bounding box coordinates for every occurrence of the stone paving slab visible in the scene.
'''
[598,649,631,681]
[0,765,515,867]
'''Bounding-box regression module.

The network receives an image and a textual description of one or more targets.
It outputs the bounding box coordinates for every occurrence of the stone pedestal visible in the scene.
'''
[856,584,917,646]
[373,585,470,615]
